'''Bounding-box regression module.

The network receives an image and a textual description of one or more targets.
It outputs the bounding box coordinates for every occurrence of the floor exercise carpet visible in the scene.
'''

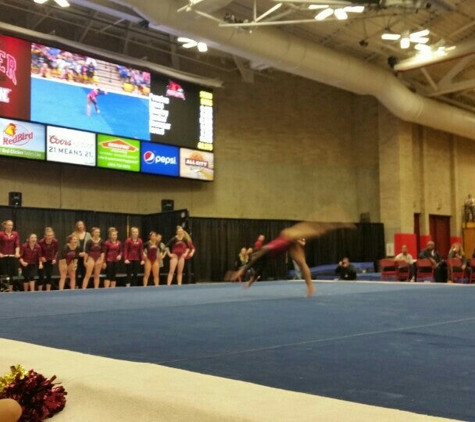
[0,281,473,421]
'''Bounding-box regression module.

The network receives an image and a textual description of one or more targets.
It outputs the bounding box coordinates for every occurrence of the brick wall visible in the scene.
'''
[1,67,472,231]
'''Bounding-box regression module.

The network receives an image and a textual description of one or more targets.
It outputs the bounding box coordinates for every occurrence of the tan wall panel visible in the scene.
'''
[0,71,363,222]
[422,128,452,217]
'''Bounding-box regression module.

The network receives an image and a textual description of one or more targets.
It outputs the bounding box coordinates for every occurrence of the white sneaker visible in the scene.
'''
[410,277,415,282]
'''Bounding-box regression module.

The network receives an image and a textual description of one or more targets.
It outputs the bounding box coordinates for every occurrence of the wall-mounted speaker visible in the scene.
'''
[161,199,174,212]
[8,192,22,207]
[360,212,371,223]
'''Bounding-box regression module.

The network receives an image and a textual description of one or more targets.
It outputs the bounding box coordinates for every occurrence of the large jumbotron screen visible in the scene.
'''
[0,33,214,181]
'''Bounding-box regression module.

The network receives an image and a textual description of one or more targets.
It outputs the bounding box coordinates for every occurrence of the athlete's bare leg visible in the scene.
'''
[280,222,354,243]
[243,274,259,290]
[289,242,314,297]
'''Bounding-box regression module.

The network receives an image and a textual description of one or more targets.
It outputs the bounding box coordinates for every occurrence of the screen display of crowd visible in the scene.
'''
[0,33,214,181]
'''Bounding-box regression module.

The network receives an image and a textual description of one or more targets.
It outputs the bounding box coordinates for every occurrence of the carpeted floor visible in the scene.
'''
[1,280,473,421]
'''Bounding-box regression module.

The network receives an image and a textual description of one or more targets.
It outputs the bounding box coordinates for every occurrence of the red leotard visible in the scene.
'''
[144,241,159,263]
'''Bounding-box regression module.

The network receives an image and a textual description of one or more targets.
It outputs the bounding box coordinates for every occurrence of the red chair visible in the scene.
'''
[395,260,411,281]
[468,259,475,284]
[416,258,434,282]
[379,258,397,281]
[446,258,466,284]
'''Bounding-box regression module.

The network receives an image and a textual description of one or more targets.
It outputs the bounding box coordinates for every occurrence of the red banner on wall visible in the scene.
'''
[394,233,417,259]
[0,34,31,120]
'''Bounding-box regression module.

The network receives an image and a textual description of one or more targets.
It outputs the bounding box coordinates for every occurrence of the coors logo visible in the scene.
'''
[49,135,72,146]
[3,123,33,146]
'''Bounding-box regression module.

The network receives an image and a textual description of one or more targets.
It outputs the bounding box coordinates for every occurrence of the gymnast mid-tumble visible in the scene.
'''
[233,221,355,298]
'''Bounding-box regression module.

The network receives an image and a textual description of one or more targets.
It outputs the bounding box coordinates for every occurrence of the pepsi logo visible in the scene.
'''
[143,150,177,166]
[143,151,155,164]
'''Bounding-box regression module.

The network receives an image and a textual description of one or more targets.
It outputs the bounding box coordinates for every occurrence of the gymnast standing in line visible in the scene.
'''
[72,221,91,289]
[166,226,191,286]
[19,233,43,292]
[233,221,354,298]
[103,227,122,289]
[143,231,162,287]
[38,227,59,291]
[0,219,21,292]
[156,233,167,279]
[183,229,195,284]
[58,235,80,291]
[124,226,144,288]
[82,227,105,289]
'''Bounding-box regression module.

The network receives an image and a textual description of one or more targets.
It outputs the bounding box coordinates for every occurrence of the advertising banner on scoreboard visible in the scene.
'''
[46,126,96,166]
[0,117,45,160]
[140,143,179,177]
[179,148,214,181]
[97,134,140,172]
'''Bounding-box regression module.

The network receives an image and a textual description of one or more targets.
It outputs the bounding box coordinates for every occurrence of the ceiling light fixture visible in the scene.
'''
[334,8,348,20]
[382,28,430,49]
[197,42,208,52]
[400,31,411,49]
[414,43,431,53]
[314,5,364,21]
[315,8,333,20]
[381,33,401,41]
[308,4,329,9]
[177,37,208,52]
[34,0,70,6]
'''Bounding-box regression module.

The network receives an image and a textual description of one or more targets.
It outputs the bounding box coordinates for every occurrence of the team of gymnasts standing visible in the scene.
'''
[0,220,195,292]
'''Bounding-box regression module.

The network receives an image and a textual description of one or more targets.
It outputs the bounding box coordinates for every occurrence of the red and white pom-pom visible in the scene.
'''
[0,368,67,421]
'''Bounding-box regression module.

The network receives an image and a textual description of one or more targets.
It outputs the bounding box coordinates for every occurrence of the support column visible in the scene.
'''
[378,105,415,256]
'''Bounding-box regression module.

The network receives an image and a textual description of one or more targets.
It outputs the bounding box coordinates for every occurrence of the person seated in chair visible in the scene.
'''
[394,244,416,281]
[418,241,447,283]
[335,257,357,280]
[447,242,468,283]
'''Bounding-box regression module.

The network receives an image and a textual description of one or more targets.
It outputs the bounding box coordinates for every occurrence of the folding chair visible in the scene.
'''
[416,258,434,282]
[379,258,397,281]
[0,276,9,292]
[446,258,466,284]
[395,260,411,281]
[468,258,475,284]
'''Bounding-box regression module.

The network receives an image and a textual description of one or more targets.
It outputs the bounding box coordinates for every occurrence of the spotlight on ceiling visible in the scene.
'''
[382,28,430,49]
[314,5,364,21]
[315,8,333,20]
[177,37,208,53]
[34,0,70,7]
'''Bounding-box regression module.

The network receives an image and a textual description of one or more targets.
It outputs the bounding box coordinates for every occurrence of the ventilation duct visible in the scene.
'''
[99,0,475,141]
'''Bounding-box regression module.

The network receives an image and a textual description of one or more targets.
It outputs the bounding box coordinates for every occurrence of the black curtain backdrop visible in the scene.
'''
[1,206,385,282]
[142,209,189,244]
[187,218,385,282]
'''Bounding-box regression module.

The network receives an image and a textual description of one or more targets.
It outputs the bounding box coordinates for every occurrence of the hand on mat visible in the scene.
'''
[229,269,245,282]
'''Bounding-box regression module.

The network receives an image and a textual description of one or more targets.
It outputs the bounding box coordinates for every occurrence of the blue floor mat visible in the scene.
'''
[1,281,474,421]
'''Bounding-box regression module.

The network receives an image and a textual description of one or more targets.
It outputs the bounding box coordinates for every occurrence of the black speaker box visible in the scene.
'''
[161,199,174,212]
[8,192,22,207]
[360,212,371,223]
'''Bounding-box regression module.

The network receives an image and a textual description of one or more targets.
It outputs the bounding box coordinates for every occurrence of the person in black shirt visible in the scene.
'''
[335,257,357,280]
